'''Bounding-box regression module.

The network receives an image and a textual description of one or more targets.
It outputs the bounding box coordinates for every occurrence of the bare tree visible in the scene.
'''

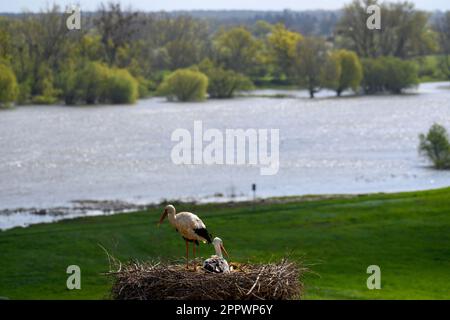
[94,2,141,66]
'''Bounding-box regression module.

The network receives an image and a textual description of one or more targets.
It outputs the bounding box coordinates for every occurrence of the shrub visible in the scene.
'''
[17,80,32,105]
[105,68,139,104]
[361,58,385,94]
[199,60,253,98]
[383,57,419,94]
[0,63,18,106]
[362,56,419,94]
[33,66,59,104]
[57,61,79,105]
[136,76,153,98]
[419,123,450,169]
[157,69,208,102]
[77,62,110,104]
[32,94,58,105]
[58,62,139,105]
[208,69,253,98]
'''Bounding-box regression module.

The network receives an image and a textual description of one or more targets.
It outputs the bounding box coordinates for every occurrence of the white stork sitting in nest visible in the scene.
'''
[158,204,212,270]
[203,237,230,273]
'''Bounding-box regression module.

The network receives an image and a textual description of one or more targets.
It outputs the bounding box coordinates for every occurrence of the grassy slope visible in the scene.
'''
[0,188,449,300]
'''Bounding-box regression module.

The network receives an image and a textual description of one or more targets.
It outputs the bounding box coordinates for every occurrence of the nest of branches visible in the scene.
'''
[106,259,304,300]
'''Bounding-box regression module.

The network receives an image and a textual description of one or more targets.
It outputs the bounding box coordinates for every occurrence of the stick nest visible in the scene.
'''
[106,259,304,300]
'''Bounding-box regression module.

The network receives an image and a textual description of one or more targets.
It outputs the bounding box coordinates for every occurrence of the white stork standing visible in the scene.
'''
[203,237,230,273]
[157,204,212,270]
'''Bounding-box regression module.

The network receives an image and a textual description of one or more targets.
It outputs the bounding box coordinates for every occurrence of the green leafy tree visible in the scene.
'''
[32,64,60,104]
[57,59,79,105]
[324,49,363,96]
[267,24,303,78]
[0,63,19,106]
[253,20,273,38]
[0,18,13,64]
[163,17,210,70]
[213,27,262,75]
[294,37,328,98]
[320,53,341,93]
[419,124,450,169]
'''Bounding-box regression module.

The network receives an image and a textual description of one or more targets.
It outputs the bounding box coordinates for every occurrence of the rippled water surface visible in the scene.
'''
[1,82,450,228]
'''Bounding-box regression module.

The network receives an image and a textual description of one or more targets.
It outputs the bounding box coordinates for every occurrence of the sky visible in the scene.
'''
[0,0,449,13]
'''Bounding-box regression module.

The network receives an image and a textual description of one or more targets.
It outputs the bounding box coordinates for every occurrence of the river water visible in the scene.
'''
[1,82,450,229]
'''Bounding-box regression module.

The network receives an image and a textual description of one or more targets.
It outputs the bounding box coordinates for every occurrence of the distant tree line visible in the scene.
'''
[0,0,449,106]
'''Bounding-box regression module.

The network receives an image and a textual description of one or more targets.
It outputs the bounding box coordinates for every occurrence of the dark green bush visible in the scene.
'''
[362,56,419,94]
[208,69,253,98]
[32,94,58,105]
[136,76,153,98]
[0,63,18,106]
[199,60,253,98]
[17,80,32,105]
[361,58,385,94]
[57,61,80,105]
[157,69,208,102]
[419,123,450,169]
[383,57,419,94]
[33,65,59,104]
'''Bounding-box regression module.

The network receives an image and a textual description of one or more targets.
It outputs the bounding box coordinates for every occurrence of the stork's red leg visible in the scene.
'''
[193,244,196,271]
[185,240,189,269]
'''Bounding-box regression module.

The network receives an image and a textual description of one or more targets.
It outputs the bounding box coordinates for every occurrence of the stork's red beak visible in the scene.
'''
[157,209,168,227]
[220,243,229,258]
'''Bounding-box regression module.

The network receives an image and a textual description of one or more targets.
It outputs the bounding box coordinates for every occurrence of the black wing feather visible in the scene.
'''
[193,228,212,243]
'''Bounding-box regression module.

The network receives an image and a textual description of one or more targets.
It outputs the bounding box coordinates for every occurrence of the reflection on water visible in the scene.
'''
[1,82,450,229]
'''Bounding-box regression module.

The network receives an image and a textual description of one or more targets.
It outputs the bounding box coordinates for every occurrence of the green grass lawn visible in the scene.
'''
[1,188,449,300]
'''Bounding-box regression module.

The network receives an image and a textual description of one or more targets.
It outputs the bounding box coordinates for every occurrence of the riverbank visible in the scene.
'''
[0,187,449,299]
[1,79,448,109]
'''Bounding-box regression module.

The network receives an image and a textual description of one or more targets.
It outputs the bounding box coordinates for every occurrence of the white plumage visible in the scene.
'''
[203,237,230,273]
[158,204,212,270]
[169,211,209,243]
